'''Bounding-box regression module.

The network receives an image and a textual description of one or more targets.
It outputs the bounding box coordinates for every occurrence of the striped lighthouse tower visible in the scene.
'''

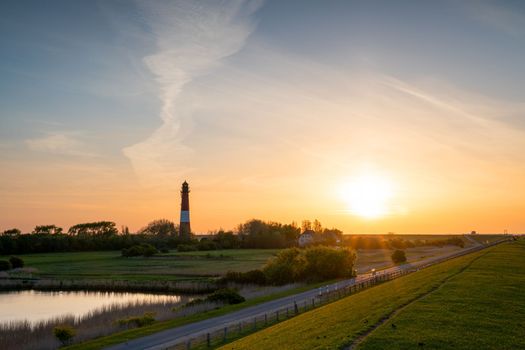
[179,181,191,237]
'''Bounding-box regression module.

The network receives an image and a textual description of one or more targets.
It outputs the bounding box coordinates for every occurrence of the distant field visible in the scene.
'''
[220,240,523,350]
[3,243,474,282]
[355,245,463,274]
[467,234,508,245]
[2,249,280,282]
[347,234,467,241]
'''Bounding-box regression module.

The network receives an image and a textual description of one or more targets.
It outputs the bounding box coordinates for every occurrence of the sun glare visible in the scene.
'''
[340,174,394,219]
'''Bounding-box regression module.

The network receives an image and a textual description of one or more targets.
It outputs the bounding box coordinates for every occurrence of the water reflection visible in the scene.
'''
[0,290,183,325]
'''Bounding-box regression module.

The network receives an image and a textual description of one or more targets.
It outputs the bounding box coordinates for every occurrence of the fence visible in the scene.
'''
[157,237,513,350]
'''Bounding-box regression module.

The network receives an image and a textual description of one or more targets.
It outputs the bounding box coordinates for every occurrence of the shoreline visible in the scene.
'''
[0,278,216,294]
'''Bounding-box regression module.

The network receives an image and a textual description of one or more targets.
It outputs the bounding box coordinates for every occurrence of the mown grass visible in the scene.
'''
[219,242,519,350]
[4,249,280,281]
[359,239,525,350]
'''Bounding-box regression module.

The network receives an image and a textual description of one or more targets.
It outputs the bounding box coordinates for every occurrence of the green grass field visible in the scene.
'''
[4,249,280,281]
[4,240,479,282]
[220,240,524,350]
[359,239,525,349]
[6,245,466,282]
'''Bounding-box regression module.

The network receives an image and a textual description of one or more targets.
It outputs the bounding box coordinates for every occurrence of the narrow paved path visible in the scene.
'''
[106,238,504,350]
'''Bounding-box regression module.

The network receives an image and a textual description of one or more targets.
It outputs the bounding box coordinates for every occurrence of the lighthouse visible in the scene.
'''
[179,181,191,237]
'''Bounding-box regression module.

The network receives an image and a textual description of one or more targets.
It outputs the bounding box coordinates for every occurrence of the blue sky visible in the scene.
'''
[1,0,525,233]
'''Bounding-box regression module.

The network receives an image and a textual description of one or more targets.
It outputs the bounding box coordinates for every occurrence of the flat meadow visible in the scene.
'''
[4,242,472,282]
[4,249,280,281]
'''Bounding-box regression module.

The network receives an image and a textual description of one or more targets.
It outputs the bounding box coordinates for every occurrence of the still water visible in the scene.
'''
[0,290,183,324]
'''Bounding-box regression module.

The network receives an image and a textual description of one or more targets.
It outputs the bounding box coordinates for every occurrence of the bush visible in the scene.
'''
[206,288,245,305]
[303,246,355,281]
[198,240,217,251]
[117,312,156,328]
[263,246,356,285]
[0,260,11,271]
[121,244,158,257]
[263,248,305,285]
[391,249,407,264]
[177,244,197,252]
[182,298,206,308]
[141,244,158,257]
[53,325,76,346]
[222,269,267,285]
[9,256,24,269]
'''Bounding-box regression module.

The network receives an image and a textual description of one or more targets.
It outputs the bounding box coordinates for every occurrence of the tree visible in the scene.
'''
[263,248,305,285]
[301,220,312,232]
[212,230,240,249]
[391,250,407,264]
[68,221,118,236]
[138,219,177,236]
[237,219,303,248]
[2,228,21,236]
[53,325,76,346]
[33,225,63,235]
[313,219,323,233]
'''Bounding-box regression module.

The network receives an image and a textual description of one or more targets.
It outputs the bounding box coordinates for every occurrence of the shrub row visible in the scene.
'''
[185,288,246,307]
[121,244,158,257]
[221,246,356,286]
[0,256,24,271]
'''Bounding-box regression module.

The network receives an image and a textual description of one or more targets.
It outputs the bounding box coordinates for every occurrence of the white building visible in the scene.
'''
[298,230,316,247]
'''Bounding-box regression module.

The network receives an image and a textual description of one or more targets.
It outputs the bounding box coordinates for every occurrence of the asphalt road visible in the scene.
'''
[106,237,502,350]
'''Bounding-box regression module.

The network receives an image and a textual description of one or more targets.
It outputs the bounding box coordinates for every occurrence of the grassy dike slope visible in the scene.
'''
[220,241,523,350]
[359,239,525,350]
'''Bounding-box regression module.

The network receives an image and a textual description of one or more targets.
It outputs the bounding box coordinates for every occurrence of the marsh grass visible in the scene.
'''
[0,295,220,350]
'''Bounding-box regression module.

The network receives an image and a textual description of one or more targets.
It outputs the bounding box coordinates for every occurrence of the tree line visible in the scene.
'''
[343,235,465,250]
[0,218,328,255]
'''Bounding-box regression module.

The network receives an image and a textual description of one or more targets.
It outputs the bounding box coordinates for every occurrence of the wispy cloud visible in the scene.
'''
[25,133,97,157]
[123,0,262,188]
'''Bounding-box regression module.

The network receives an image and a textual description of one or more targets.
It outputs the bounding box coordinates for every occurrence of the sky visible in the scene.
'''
[1,0,525,234]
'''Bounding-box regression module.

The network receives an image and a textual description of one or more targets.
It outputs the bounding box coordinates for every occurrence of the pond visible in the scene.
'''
[0,290,184,325]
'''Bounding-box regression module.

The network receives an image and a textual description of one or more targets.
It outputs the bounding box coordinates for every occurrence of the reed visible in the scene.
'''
[0,295,221,350]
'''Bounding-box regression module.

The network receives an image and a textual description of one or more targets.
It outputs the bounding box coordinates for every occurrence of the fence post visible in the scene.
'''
[286,307,289,318]
[186,339,191,350]
[294,301,299,314]
[238,322,241,333]
[312,298,315,308]
[276,310,279,321]
[265,313,268,325]
[207,333,210,348]
[253,317,257,330]
[223,327,227,342]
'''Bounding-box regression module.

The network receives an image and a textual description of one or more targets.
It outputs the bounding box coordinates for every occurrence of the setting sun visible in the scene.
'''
[340,174,394,219]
